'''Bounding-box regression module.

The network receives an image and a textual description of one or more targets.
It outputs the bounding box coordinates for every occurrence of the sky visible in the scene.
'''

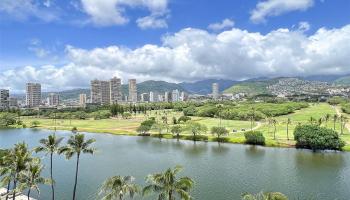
[0,0,350,92]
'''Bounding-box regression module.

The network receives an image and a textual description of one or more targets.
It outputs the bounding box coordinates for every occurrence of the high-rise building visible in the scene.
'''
[79,94,87,107]
[91,79,101,104]
[212,83,220,100]
[100,81,111,105]
[0,89,9,109]
[128,79,137,102]
[180,91,187,101]
[141,93,149,102]
[172,90,180,102]
[149,91,155,102]
[164,92,172,102]
[9,97,18,108]
[26,83,41,108]
[48,93,59,106]
[110,77,122,103]
[90,79,111,105]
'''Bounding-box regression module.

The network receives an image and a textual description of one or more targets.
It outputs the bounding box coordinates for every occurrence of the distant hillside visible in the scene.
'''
[224,79,276,95]
[333,76,350,86]
[224,77,332,96]
[179,79,237,95]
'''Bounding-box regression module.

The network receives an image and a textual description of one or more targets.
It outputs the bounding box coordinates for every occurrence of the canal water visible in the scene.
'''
[0,128,349,200]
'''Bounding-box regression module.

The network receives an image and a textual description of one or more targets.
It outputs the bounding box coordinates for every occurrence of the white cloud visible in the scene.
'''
[0,0,58,22]
[80,0,169,27]
[208,19,235,31]
[298,21,311,32]
[2,24,350,91]
[136,13,168,29]
[250,0,314,23]
[28,39,51,58]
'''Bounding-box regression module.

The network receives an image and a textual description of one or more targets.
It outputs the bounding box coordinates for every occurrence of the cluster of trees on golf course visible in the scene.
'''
[183,102,308,120]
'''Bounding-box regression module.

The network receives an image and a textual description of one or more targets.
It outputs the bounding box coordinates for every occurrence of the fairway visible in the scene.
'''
[22,103,350,149]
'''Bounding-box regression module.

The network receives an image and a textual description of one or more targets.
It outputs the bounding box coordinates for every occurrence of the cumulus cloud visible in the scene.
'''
[136,13,168,29]
[0,0,58,22]
[80,0,169,27]
[2,24,350,91]
[298,21,311,32]
[250,0,314,23]
[208,19,235,31]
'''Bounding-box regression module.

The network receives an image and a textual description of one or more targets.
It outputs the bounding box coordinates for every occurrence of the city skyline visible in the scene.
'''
[1,0,350,92]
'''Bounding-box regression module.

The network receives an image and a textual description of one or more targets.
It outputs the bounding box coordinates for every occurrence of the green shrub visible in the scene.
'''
[294,125,345,151]
[178,116,191,123]
[184,135,208,141]
[244,131,265,145]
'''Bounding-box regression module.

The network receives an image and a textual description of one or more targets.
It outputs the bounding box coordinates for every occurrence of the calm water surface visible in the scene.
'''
[0,128,349,200]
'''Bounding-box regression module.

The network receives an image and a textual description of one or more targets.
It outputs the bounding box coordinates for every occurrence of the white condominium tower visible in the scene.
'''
[110,77,122,103]
[79,94,87,106]
[172,89,180,102]
[212,83,220,100]
[48,93,60,106]
[26,83,41,108]
[0,89,9,109]
[128,79,137,103]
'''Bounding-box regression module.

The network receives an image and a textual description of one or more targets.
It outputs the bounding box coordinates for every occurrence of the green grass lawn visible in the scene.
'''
[21,103,350,150]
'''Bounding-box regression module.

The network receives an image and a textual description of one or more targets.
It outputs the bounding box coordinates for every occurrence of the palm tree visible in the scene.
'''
[241,191,288,200]
[333,114,338,130]
[272,119,277,140]
[0,150,15,200]
[60,133,96,200]
[34,134,64,200]
[99,176,139,200]
[19,158,50,200]
[143,166,194,200]
[325,114,331,127]
[249,107,256,130]
[309,117,316,125]
[340,115,348,135]
[286,118,291,141]
[12,143,32,200]
[216,104,223,127]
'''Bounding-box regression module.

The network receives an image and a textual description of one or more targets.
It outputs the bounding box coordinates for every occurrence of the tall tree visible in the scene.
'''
[143,166,194,200]
[185,122,207,141]
[19,159,50,200]
[99,176,139,200]
[11,143,32,200]
[60,133,96,200]
[272,119,277,140]
[286,118,291,141]
[34,134,64,200]
[333,114,338,130]
[0,149,15,200]
[325,114,331,128]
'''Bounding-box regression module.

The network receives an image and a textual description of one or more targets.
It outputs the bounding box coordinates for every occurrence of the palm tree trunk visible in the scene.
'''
[50,153,55,200]
[72,153,80,200]
[168,191,172,200]
[12,177,17,200]
[287,124,289,140]
[5,179,11,200]
[27,189,31,200]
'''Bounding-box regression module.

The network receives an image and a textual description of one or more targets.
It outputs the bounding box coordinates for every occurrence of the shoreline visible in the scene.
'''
[16,126,335,152]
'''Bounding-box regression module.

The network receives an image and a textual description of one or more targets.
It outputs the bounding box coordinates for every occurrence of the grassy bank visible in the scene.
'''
[19,103,350,151]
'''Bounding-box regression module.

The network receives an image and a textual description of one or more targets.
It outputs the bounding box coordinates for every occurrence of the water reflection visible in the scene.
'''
[183,142,209,157]
[294,150,346,169]
[211,143,230,155]
[244,145,266,158]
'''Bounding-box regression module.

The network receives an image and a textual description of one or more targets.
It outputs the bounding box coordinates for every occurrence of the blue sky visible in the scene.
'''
[0,0,350,91]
